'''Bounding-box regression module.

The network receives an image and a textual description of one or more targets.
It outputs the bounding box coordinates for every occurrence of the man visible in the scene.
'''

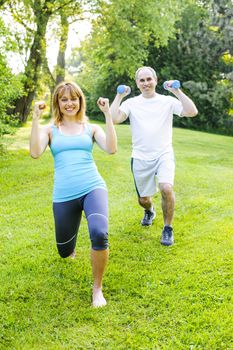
[110,66,198,246]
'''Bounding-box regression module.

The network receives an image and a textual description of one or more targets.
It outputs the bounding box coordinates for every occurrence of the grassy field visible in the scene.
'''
[0,122,232,350]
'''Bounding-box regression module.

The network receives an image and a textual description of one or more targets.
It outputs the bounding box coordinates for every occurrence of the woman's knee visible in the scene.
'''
[88,215,108,250]
[56,236,77,258]
[56,245,72,258]
[91,229,109,250]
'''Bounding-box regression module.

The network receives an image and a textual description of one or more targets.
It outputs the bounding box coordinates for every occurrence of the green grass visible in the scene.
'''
[0,123,233,350]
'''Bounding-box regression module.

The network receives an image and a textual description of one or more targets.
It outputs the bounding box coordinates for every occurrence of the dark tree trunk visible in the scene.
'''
[13,10,50,122]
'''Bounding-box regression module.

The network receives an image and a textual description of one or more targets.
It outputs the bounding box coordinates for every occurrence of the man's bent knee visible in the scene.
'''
[138,196,152,207]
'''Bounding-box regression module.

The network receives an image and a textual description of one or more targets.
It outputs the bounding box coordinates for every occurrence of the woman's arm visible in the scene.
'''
[29,101,50,158]
[93,97,117,154]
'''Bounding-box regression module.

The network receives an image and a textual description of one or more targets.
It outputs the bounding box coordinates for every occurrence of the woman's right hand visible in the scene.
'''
[33,101,46,120]
[97,97,110,114]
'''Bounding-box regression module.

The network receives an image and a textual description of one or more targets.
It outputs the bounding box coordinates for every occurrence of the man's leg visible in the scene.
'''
[131,158,157,226]
[139,196,156,226]
[159,183,175,245]
[159,183,175,225]
[138,196,153,210]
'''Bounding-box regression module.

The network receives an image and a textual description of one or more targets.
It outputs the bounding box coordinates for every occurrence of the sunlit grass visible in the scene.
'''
[0,123,232,349]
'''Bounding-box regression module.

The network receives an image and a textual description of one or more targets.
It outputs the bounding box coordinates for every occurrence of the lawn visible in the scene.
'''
[0,122,232,349]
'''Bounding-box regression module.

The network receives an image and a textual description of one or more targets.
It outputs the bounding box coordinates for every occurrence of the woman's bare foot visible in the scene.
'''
[69,250,76,259]
[92,288,107,308]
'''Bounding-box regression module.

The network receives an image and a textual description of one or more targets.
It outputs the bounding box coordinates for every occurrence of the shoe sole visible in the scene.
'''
[160,239,174,246]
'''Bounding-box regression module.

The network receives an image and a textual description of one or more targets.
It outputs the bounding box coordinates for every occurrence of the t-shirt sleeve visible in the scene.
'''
[119,99,130,117]
[171,97,183,117]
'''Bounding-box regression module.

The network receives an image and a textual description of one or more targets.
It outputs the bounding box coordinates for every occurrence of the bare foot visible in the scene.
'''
[92,288,107,308]
[69,250,76,259]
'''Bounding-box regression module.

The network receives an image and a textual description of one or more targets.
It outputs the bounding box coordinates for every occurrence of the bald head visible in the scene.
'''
[135,66,157,81]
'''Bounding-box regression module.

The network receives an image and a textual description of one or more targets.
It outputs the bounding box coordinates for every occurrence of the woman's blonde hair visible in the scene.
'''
[52,81,87,126]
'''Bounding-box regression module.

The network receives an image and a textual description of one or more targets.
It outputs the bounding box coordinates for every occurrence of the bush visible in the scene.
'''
[0,57,23,137]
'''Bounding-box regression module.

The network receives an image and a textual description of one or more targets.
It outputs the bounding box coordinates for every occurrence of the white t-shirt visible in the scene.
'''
[119,93,183,160]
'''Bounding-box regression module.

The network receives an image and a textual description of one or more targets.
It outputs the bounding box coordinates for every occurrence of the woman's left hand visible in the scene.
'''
[97,97,110,113]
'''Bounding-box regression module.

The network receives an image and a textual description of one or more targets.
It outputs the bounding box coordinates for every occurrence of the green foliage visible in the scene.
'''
[2,0,93,122]
[76,0,233,135]
[0,18,23,137]
[79,0,186,115]
[0,123,232,349]
[146,1,233,134]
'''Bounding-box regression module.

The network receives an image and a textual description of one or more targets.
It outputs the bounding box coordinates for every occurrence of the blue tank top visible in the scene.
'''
[50,124,107,202]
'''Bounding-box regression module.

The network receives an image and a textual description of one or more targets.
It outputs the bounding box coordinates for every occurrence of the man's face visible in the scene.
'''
[136,68,157,97]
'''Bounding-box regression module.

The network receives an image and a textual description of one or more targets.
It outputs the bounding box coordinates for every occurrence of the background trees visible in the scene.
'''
[0,16,23,136]
[145,0,233,134]
[0,0,232,136]
[7,0,87,122]
[78,0,187,115]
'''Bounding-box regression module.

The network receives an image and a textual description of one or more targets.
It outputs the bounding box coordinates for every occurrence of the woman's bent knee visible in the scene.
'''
[57,247,71,258]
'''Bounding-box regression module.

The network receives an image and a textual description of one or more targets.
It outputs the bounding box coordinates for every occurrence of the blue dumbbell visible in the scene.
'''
[163,80,181,90]
[117,85,131,94]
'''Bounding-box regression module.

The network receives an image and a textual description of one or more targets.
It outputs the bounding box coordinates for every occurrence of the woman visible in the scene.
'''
[30,81,117,307]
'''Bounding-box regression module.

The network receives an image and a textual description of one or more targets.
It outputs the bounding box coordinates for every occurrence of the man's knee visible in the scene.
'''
[138,196,151,207]
[159,183,174,198]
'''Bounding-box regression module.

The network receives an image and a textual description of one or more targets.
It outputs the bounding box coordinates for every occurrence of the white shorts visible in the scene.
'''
[131,152,175,197]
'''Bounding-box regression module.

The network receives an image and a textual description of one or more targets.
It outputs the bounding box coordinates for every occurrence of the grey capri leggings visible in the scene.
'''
[53,188,108,258]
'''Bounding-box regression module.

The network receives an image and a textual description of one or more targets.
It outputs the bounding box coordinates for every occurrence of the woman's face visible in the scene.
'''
[58,89,80,119]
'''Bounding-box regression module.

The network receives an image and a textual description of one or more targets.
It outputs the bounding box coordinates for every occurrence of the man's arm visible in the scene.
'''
[94,97,117,154]
[110,93,128,124]
[172,89,198,117]
[166,80,198,117]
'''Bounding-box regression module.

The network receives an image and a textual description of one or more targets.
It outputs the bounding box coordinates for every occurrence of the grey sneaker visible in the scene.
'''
[160,226,174,246]
[141,207,155,226]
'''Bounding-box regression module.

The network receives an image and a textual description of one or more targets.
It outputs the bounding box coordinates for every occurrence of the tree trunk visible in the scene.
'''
[55,13,69,85]
[13,11,50,123]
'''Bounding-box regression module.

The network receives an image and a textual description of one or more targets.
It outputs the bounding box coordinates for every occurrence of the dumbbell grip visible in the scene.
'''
[163,80,181,90]
[117,85,131,94]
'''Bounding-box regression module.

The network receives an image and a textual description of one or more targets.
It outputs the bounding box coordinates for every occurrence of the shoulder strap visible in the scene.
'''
[51,124,59,135]
[85,123,93,138]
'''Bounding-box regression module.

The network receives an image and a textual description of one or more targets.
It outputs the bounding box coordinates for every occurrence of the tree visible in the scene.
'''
[4,0,87,122]
[78,0,187,115]
[145,0,233,134]
[0,17,23,137]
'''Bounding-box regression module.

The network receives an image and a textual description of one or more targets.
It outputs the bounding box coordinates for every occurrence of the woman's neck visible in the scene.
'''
[59,121,84,136]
